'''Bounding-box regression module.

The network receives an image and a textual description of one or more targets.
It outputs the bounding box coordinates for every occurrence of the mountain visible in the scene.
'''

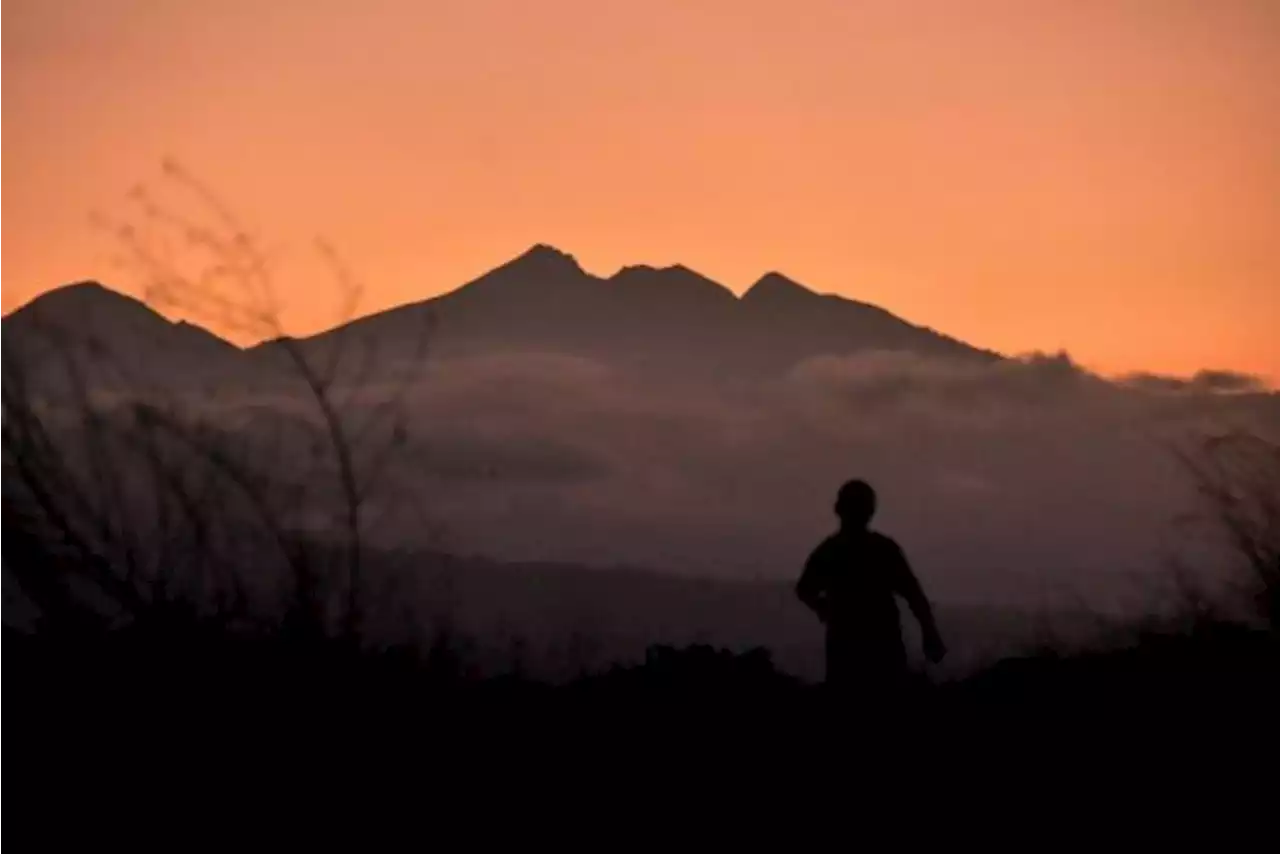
[2,281,246,396]
[5,247,1000,392]
[284,244,1000,383]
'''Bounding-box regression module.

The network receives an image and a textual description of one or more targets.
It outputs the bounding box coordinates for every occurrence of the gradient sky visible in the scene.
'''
[4,0,1278,381]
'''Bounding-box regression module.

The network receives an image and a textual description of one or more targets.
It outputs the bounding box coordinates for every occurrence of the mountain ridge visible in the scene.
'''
[297,243,1002,379]
[2,279,247,392]
[4,244,1003,385]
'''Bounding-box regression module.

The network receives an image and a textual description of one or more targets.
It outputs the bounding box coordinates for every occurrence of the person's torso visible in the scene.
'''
[819,531,902,634]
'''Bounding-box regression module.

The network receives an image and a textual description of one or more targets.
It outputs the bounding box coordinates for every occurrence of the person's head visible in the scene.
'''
[835,479,877,529]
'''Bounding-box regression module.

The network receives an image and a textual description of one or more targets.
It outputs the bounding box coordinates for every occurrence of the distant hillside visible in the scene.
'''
[2,281,245,395]
[388,548,1067,682]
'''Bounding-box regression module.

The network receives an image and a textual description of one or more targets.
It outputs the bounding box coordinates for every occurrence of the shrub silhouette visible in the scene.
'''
[1175,430,1280,628]
[4,163,432,658]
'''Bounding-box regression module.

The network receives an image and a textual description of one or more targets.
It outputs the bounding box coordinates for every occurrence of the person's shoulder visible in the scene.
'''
[808,532,843,558]
[813,533,841,552]
[868,530,904,554]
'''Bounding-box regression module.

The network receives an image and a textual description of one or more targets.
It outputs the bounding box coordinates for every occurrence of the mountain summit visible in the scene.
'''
[300,245,999,380]
[610,263,738,312]
[742,272,813,305]
[498,243,585,277]
[3,280,243,392]
[4,246,1001,387]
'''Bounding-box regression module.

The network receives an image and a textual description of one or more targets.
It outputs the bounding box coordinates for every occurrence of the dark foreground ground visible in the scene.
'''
[8,542,1274,844]
[8,620,1278,840]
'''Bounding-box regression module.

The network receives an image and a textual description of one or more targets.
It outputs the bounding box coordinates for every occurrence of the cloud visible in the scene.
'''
[787,349,1099,408]
[79,345,1277,610]
[1189,369,1269,394]
[412,425,609,484]
[936,470,997,495]
[1119,368,1270,395]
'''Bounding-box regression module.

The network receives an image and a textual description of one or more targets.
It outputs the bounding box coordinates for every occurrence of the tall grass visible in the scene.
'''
[1174,429,1280,629]
[3,162,432,650]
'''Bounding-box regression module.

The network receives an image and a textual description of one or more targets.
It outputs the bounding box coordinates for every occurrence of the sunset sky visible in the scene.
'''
[4,0,1278,381]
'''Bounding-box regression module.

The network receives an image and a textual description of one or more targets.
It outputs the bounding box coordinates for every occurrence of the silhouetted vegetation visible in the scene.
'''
[1176,430,1280,627]
[5,165,432,647]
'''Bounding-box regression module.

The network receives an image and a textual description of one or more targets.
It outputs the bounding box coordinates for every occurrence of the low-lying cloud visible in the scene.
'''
[1119,368,1270,396]
[277,348,1276,612]
[35,344,1275,615]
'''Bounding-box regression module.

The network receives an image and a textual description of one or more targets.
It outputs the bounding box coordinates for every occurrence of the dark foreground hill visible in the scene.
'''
[6,523,1276,837]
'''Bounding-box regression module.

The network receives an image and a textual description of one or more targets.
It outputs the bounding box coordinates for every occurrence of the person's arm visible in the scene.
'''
[795,542,831,623]
[892,544,946,662]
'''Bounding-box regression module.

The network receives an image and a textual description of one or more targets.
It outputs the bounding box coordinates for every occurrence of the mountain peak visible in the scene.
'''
[8,279,154,320]
[36,279,115,302]
[609,263,736,304]
[437,243,593,305]
[62,279,110,293]
[611,262,698,281]
[742,271,813,303]
[505,243,583,275]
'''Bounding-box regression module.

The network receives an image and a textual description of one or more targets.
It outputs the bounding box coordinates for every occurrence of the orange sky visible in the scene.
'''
[4,0,1278,381]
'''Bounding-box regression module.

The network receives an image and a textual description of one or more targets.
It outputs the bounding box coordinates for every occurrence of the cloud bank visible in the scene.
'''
[265,348,1276,611]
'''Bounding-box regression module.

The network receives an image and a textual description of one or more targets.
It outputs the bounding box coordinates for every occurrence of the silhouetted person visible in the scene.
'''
[796,480,946,698]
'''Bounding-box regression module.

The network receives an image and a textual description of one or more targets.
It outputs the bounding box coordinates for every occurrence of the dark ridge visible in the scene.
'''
[5,280,153,319]
[501,243,584,276]
[609,263,737,303]
[741,271,814,303]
